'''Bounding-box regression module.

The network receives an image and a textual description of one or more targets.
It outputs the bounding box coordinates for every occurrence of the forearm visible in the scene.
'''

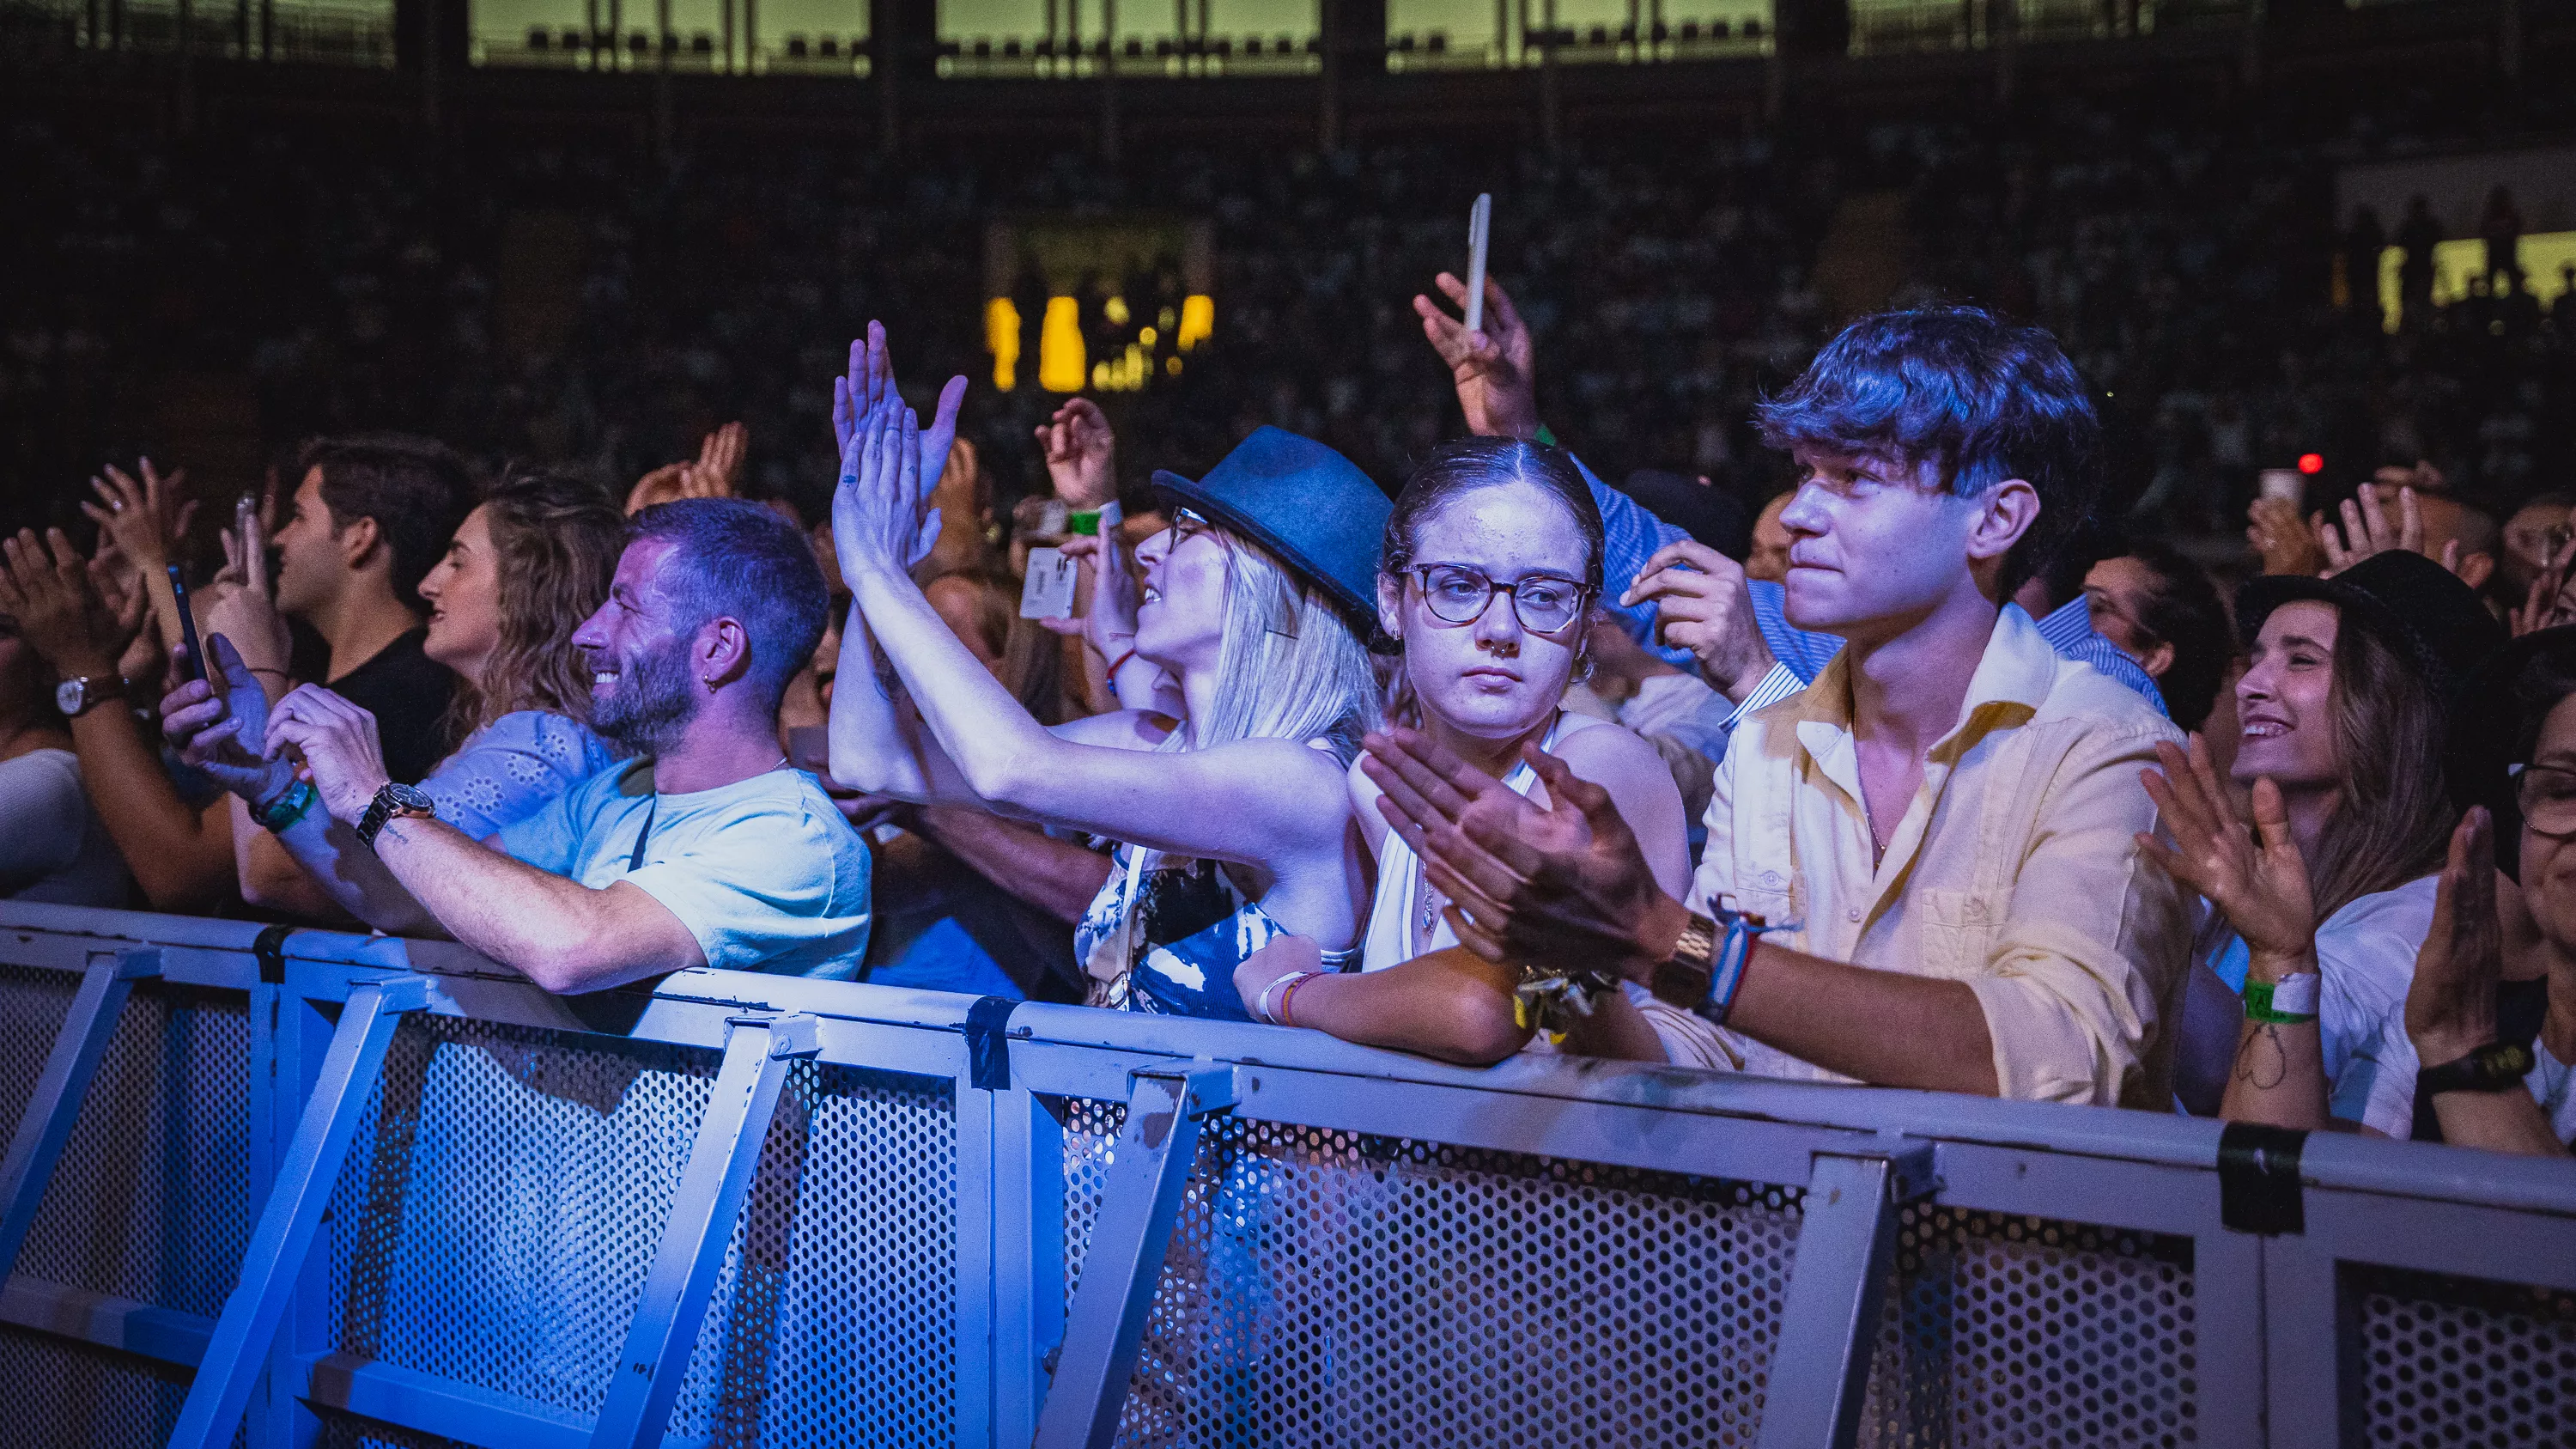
[70,709,234,910]
[2427,1091,2571,1156]
[1280,949,1532,1066]
[1553,990,1674,1064]
[826,600,971,801]
[370,817,696,991]
[1728,943,2002,1095]
[242,796,435,933]
[914,806,1112,923]
[232,800,358,925]
[850,569,1072,807]
[2216,1018,2334,1130]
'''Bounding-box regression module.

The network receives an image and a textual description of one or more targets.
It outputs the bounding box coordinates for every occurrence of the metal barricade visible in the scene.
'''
[3,901,2572,1449]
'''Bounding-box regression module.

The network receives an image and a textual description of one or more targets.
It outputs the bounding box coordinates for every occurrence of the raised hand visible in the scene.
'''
[2511,561,2573,637]
[2405,807,2506,1065]
[834,321,969,497]
[0,529,130,681]
[2136,735,2318,975]
[263,685,392,825]
[1412,271,1541,441]
[832,398,941,583]
[1035,399,1117,508]
[2247,496,2328,577]
[624,422,751,514]
[82,460,193,575]
[1360,726,1678,979]
[159,634,296,802]
[1620,539,1778,701]
[204,506,291,685]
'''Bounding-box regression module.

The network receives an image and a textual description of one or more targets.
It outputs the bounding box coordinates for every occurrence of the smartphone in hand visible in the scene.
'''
[168,564,207,685]
[1465,192,1493,335]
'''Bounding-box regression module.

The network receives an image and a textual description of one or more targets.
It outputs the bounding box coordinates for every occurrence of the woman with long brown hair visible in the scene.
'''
[2144,551,2503,1135]
[181,468,629,926]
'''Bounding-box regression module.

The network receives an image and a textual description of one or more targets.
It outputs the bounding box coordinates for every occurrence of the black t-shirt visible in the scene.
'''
[329,630,456,787]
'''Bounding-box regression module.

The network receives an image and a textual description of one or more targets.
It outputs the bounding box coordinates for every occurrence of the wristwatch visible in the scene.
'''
[2415,1041,2537,1096]
[53,674,124,719]
[356,782,438,849]
[1649,911,1722,1014]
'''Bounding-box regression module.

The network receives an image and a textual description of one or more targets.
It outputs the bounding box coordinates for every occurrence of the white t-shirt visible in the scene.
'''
[495,759,871,978]
[2202,874,2437,1137]
[0,748,128,906]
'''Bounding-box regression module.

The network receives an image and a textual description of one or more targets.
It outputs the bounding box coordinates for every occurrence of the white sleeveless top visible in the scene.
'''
[1358,714,1734,1069]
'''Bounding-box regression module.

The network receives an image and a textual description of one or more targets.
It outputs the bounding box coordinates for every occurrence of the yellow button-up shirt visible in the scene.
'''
[1689,605,2193,1107]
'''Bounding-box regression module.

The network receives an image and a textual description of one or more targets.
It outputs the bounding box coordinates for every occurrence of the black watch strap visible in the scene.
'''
[2417,1041,2537,1096]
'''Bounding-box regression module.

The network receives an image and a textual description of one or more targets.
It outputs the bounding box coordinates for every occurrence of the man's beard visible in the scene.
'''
[592,636,701,758]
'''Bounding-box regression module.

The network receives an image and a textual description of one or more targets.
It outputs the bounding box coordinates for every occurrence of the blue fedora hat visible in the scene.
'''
[1151,426,1391,633]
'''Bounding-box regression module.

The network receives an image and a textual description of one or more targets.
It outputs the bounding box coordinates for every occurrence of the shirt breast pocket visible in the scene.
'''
[1912,888,2001,978]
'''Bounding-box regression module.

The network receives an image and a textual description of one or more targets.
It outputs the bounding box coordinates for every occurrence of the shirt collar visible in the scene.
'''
[1789,604,2058,759]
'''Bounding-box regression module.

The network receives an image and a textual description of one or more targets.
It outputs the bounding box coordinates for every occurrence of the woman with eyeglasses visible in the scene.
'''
[2407,626,2576,1155]
[2142,551,2505,1136]
[1233,437,1720,1065]
[826,326,1382,1020]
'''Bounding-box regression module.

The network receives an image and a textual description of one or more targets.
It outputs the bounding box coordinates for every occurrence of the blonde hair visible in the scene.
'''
[1168,528,1382,766]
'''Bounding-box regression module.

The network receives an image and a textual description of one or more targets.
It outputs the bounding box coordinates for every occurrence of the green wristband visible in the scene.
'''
[2241,977,2319,1026]
[252,778,318,834]
[1533,423,1559,447]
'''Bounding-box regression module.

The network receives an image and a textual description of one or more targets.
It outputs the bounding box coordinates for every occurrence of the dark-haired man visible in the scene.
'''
[266,435,477,783]
[175,499,870,992]
[1370,308,2193,1105]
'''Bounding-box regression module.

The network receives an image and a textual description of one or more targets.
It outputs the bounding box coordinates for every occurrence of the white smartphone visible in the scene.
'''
[1465,193,1492,335]
[2257,469,2304,508]
[1019,545,1080,619]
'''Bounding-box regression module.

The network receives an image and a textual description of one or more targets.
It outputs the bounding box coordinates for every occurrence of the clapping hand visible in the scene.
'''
[2136,736,2318,977]
[2312,484,2493,587]
[2247,496,2328,577]
[626,422,750,514]
[1413,271,1541,441]
[160,634,296,804]
[0,529,130,682]
[2404,808,2506,1066]
[832,320,968,490]
[82,460,195,576]
[832,393,941,582]
[1036,398,1117,508]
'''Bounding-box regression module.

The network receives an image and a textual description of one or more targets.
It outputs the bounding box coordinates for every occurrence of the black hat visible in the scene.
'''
[1151,426,1391,633]
[1617,469,1752,560]
[2445,625,2576,880]
[2235,551,2506,703]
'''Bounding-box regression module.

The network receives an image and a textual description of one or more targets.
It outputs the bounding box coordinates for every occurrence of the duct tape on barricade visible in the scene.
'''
[252,923,295,985]
[964,995,1020,1091]
[2217,1121,2307,1235]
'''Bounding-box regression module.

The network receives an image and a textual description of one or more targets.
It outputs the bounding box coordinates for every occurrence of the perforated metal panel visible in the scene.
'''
[1056,1097,1803,1447]
[1858,1207,2200,1448]
[0,1326,244,1449]
[324,1015,720,1416]
[669,1062,961,1448]
[16,980,253,1318]
[0,961,81,1142]
[318,1416,484,1449]
[2354,1263,2576,1448]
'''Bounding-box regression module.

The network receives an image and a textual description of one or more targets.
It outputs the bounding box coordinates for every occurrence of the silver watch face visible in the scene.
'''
[54,679,83,716]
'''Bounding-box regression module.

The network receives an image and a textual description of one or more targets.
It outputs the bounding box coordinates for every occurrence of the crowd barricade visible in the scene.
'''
[2,899,2573,1449]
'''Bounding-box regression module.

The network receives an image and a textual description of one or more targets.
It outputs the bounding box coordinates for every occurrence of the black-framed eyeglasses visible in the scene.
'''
[1405,563,1592,635]
[2517,764,2576,838]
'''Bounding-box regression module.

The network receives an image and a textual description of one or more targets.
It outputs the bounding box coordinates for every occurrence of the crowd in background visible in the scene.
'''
[2,63,2574,1160]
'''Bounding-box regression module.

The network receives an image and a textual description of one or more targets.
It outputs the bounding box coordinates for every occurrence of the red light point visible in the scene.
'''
[2297,454,2325,475]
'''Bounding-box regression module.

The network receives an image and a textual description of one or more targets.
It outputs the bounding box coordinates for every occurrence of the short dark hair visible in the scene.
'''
[629,498,828,717]
[298,434,478,604]
[2111,540,2232,733]
[1753,306,2101,597]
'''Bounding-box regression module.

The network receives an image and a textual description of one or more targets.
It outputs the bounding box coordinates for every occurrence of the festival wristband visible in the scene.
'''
[1067,501,1123,536]
[1276,972,1321,1028]
[251,778,318,834]
[1104,648,1139,679]
[2242,974,2320,1025]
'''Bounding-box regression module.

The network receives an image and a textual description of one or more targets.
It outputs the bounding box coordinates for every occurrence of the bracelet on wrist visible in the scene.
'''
[251,777,318,833]
[2241,973,2320,1025]
[1103,648,1139,679]
[1255,969,1315,1025]
[1275,973,1321,1029]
